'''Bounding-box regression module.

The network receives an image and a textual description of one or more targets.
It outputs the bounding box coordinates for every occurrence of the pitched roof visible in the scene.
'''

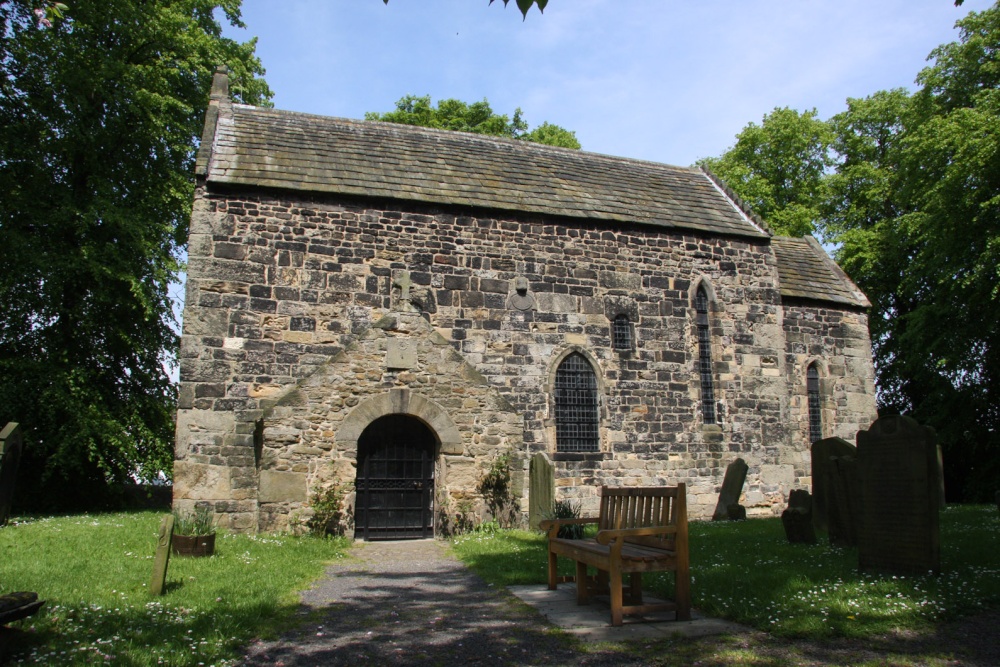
[771,236,870,308]
[199,102,768,239]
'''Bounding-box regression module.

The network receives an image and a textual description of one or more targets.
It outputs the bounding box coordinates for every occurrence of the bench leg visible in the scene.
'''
[547,549,558,590]
[575,560,590,604]
[675,562,692,621]
[609,561,624,626]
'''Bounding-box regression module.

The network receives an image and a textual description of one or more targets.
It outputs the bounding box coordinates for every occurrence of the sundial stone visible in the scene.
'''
[507,276,536,311]
[386,339,417,370]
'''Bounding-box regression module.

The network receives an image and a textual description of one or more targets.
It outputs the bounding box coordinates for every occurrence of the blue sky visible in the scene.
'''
[223,0,994,167]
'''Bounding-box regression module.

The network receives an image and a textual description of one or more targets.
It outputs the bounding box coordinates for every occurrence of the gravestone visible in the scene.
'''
[781,489,816,543]
[826,455,860,547]
[528,452,555,530]
[149,515,175,596]
[857,415,940,574]
[712,458,748,521]
[0,422,24,526]
[811,437,856,533]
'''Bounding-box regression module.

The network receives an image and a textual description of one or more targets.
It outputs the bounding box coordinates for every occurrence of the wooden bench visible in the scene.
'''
[0,592,44,626]
[539,485,691,626]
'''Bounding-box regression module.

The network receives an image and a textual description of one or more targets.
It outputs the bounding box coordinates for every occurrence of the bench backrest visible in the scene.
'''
[598,484,687,549]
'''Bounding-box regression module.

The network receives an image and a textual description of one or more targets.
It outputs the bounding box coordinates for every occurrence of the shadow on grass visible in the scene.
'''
[1,596,308,666]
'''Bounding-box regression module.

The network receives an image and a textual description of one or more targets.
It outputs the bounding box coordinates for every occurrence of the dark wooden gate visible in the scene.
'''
[355,415,435,540]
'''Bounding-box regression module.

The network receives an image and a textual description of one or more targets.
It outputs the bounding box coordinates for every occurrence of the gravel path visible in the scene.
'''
[240,539,582,666]
[239,539,1000,667]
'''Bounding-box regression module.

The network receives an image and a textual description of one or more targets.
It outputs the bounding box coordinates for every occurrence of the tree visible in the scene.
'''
[382,0,549,19]
[706,3,1000,501]
[0,0,271,510]
[699,108,833,237]
[365,95,581,149]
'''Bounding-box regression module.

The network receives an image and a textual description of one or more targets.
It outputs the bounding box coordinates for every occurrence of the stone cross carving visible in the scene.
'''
[393,270,413,302]
[391,270,420,313]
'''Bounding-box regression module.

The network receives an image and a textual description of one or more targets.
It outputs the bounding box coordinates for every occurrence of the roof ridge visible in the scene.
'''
[699,165,773,236]
[231,103,702,175]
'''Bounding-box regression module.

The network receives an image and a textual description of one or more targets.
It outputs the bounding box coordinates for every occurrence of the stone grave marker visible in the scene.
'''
[811,437,856,533]
[712,457,748,521]
[781,489,816,543]
[827,455,860,547]
[150,514,175,596]
[528,452,555,530]
[857,415,940,574]
[0,422,24,526]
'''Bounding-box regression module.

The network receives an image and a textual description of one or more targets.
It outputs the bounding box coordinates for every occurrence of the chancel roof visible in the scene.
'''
[771,236,870,309]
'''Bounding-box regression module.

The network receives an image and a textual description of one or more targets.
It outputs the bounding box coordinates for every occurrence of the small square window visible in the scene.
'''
[612,315,632,351]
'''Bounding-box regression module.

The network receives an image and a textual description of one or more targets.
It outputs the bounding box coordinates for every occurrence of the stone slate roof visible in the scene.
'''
[200,103,769,239]
[771,236,870,308]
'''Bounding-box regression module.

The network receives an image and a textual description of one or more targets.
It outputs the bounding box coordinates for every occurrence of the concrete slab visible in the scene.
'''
[508,584,750,642]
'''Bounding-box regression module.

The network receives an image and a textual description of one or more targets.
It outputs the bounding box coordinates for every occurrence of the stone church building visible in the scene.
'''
[173,69,877,536]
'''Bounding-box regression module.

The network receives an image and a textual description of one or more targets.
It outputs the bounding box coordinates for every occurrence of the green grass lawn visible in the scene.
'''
[452,504,1000,639]
[3,506,998,666]
[0,512,349,666]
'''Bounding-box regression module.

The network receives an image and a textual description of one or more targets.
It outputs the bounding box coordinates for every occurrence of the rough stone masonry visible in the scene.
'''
[173,68,877,534]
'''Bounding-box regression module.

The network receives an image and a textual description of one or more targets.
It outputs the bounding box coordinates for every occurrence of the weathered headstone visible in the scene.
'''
[528,452,555,530]
[726,503,747,521]
[826,455,859,547]
[781,489,816,543]
[0,422,24,526]
[713,458,748,521]
[811,437,857,533]
[150,515,174,596]
[857,415,940,574]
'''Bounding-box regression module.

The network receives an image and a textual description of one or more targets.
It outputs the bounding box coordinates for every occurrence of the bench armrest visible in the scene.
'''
[539,517,599,538]
[595,525,678,545]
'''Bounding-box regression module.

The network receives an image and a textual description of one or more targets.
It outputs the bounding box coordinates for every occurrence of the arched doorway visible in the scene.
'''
[355,414,436,540]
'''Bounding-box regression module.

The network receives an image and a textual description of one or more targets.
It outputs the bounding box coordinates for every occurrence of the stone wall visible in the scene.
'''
[174,185,878,529]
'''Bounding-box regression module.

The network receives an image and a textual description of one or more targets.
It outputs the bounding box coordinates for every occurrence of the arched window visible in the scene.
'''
[612,314,632,351]
[695,285,716,424]
[807,363,822,443]
[554,353,600,452]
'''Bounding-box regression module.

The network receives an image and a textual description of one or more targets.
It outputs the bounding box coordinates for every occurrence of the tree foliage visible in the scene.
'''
[366,95,581,149]
[707,3,1000,500]
[700,108,833,237]
[0,0,270,510]
[381,0,549,20]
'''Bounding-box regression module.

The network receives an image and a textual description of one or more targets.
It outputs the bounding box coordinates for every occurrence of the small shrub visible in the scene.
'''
[173,504,215,536]
[307,481,353,537]
[438,497,476,536]
[477,452,519,528]
[544,499,584,539]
